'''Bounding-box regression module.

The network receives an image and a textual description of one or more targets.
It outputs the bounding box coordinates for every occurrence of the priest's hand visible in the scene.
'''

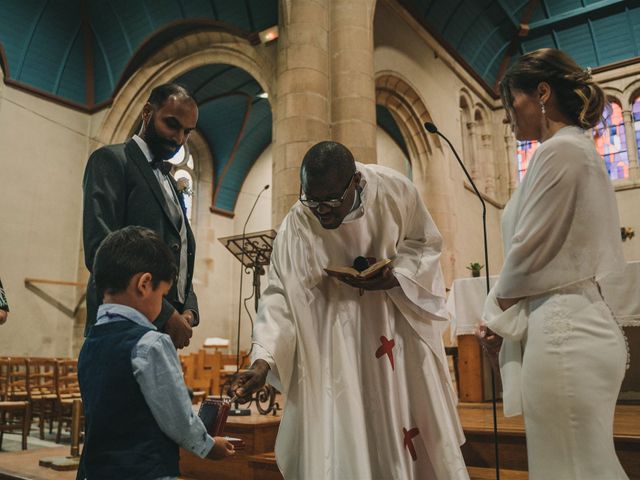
[339,265,399,291]
[229,359,270,401]
[207,436,235,460]
[165,310,193,349]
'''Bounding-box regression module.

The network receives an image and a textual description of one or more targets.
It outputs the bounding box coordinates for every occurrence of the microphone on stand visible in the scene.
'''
[235,184,270,372]
[424,122,501,480]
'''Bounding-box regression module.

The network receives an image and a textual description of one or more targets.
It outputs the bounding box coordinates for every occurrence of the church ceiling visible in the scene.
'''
[176,63,272,215]
[0,0,276,217]
[0,0,277,108]
[2,1,639,215]
[399,0,640,95]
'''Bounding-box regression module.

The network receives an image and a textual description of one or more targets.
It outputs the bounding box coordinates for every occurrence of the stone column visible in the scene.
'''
[272,0,378,225]
[466,121,478,181]
[329,0,377,165]
[622,109,639,181]
[481,133,495,197]
[272,0,331,225]
[505,134,517,195]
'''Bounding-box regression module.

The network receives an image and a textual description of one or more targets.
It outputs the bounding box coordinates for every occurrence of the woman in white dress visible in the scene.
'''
[478,48,629,480]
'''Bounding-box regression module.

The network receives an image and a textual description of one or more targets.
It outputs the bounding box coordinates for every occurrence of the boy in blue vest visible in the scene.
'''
[78,226,234,480]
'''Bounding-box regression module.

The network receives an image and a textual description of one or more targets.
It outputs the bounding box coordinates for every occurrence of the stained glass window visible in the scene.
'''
[593,101,628,180]
[516,140,539,181]
[633,96,640,162]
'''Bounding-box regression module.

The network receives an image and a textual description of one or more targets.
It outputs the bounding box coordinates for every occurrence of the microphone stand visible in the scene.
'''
[425,122,500,480]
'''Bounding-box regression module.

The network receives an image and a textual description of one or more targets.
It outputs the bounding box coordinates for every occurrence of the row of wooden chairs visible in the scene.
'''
[180,349,250,398]
[0,357,82,449]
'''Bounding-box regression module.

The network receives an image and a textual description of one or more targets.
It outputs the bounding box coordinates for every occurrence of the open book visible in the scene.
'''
[324,258,392,280]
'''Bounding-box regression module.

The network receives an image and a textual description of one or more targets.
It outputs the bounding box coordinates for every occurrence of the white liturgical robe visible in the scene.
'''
[252,163,469,480]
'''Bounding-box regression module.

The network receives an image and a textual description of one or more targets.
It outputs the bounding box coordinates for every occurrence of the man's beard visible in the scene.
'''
[143,116,181,160]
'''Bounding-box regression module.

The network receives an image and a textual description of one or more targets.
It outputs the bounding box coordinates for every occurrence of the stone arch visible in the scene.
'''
[473,103,495,196]
[459,89,475,179]
[375,71,456,281]
[96,30,275,147]
[375,72,440,179]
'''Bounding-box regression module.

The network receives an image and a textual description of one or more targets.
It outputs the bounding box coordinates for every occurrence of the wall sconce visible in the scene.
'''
[621,226,635,241]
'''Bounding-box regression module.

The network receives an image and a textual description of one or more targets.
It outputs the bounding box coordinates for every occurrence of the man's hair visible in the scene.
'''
[93,226,177,294]
[147,83,195,108]
[300,141,356,188]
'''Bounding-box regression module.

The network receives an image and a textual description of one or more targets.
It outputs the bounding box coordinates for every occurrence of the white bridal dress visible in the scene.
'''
[483,126,629,480]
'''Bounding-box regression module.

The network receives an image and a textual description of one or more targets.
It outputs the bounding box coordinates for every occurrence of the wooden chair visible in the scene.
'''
[180,354,206,404]
[3,357,28,401]
[180,350,223,396]
[26,358,58,439]
[54,359,82,443]
[0,358,31,450]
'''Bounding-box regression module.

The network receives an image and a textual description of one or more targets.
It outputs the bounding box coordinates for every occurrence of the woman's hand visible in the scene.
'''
[476,324,503,373]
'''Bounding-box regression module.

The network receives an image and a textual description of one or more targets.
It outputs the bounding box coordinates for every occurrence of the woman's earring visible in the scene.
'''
[540,101,546,115]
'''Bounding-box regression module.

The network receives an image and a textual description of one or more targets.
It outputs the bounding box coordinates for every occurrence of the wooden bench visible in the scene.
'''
[248,451,282,480]
[468,466,528,479]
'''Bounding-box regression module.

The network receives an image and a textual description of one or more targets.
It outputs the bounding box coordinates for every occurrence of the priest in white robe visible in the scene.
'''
[231,141,469,480]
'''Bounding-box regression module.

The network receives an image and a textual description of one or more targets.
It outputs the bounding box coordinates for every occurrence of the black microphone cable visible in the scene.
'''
[235,185,270,372]
[425,122,500,480]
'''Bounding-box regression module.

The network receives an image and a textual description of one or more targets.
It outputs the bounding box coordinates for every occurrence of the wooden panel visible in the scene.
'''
[248,452,283,480]
[179,411,281,480]
[457,335,484,402]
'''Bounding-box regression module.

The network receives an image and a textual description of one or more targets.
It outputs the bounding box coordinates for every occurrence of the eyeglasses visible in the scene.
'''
[299,172,356,209]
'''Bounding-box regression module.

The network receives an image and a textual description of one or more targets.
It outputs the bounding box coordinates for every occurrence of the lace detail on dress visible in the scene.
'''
[621,324,631,371]
[542,297,573,346]
[595,298,631,371]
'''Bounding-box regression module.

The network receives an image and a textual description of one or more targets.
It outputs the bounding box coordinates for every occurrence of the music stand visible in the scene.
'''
[219,229,278,415]
[219,229,277,312]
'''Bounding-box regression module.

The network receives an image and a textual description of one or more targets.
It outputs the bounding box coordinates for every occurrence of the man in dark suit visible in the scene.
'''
[82,83,199,348]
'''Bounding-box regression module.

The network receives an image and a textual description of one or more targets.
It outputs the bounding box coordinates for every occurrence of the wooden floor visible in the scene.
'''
[460,402,640,479]
[1,403,638,480]
[458,402,640,438]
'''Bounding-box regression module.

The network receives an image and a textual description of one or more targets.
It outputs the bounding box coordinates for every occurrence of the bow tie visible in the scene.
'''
[151,160,172,175]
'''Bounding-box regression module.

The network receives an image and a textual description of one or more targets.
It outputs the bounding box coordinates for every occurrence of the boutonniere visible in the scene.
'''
[176,177,192,197]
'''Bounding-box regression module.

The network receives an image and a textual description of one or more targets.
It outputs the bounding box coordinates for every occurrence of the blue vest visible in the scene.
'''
[78,320,179,480]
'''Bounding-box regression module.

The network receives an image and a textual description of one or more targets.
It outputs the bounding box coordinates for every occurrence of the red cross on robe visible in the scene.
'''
[403,427,420,461]
[375,335,395,370]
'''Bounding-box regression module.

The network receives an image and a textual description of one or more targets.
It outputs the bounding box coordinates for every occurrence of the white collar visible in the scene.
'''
[342,178,367,223]
[132,134,153,164]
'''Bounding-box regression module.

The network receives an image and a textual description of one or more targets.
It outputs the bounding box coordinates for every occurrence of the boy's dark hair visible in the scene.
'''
[93,226,177,295]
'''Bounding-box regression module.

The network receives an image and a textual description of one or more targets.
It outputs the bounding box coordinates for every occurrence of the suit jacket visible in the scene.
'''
[82,139,198,334]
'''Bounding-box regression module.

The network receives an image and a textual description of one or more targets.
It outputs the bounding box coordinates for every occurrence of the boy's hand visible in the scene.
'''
[165,310,193,348]
[207,436,235,460]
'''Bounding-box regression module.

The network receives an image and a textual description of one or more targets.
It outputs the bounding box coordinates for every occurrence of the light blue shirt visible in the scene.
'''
[95,304,213,480]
